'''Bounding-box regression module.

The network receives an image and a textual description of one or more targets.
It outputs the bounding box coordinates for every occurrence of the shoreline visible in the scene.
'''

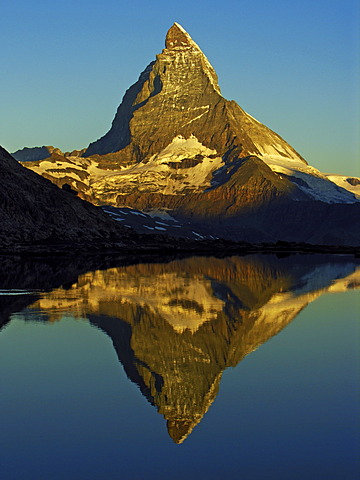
[1,239,359,257]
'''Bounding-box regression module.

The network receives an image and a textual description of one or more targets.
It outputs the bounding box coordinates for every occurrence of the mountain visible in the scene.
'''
[11,146,55,162]
[0,146,134,248]
[84,23,305,163]
[6,254,359,442]
[16,23,360,245]
[11,146,87,162]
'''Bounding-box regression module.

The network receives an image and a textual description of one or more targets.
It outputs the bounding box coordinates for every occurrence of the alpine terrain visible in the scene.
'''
[15,23,360,245]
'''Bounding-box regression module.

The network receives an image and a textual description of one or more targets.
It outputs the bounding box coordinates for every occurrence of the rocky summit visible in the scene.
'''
[85,22,304,162]
[16,23,360,246]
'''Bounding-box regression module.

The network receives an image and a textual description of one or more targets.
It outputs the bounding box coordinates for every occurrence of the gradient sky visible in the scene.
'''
[1,0,359,175]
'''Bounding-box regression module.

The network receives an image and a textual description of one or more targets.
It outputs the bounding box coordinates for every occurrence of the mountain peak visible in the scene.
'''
[165,22,198,50]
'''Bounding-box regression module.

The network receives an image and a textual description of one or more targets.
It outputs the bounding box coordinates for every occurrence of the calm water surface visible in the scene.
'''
[0,254,359,480]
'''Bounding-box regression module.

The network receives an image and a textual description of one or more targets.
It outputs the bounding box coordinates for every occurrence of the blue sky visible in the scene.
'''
[1,0,359,175]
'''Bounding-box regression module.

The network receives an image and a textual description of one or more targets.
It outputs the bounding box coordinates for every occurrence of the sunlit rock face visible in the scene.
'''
[13,254,359,443]
[85,23,303,163]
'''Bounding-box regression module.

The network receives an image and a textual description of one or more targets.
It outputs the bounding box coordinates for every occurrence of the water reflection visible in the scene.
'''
[1,254,359,443]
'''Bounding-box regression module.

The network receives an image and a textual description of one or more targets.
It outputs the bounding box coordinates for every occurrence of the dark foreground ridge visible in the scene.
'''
[0,145,137,248]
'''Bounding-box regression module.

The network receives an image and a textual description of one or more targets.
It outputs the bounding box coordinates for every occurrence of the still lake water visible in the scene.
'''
[0,253,359,480]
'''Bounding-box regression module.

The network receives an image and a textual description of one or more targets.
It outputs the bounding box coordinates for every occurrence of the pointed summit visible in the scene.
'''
[83,22,303,164]
[165,22,199,50]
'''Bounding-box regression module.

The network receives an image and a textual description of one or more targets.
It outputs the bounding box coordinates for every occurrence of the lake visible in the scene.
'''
[0,253,359,480]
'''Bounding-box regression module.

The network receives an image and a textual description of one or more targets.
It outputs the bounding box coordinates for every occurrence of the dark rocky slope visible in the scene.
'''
[0,146,134,247]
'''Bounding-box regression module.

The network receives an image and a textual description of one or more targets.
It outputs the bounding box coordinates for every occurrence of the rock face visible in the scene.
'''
[84,23,304,163]
[17,23,360,245]
[0,146,132,247]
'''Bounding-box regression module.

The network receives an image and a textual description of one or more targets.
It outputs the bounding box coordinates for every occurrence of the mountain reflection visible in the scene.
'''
[1,254,359,443]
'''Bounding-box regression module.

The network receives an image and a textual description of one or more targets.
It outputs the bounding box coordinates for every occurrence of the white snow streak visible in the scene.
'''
[181,106,209,127]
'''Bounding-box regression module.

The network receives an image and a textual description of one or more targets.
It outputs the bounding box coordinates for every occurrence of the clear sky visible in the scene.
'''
[1,0,359,175]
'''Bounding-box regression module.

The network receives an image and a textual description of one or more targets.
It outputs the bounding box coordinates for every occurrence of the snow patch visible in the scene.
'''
[244,111,262,125]
[261,154,358,204]
[146,210,179,221]
[130,211,148,217]
[254,143,301,163]
[174,22,187,33]
[0,289,35,296]
[324,174,360,199]
[152,134,216,162]
[92,135,223,197]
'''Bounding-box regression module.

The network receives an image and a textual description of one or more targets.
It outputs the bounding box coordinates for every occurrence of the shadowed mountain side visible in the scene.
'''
[12,146,87,163]
[183,200,360,245]
[12,146,53,162]
[14,254,358,443]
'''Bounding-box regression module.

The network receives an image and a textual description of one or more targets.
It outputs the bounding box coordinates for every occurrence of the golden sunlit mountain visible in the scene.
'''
[14,23,360,245]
